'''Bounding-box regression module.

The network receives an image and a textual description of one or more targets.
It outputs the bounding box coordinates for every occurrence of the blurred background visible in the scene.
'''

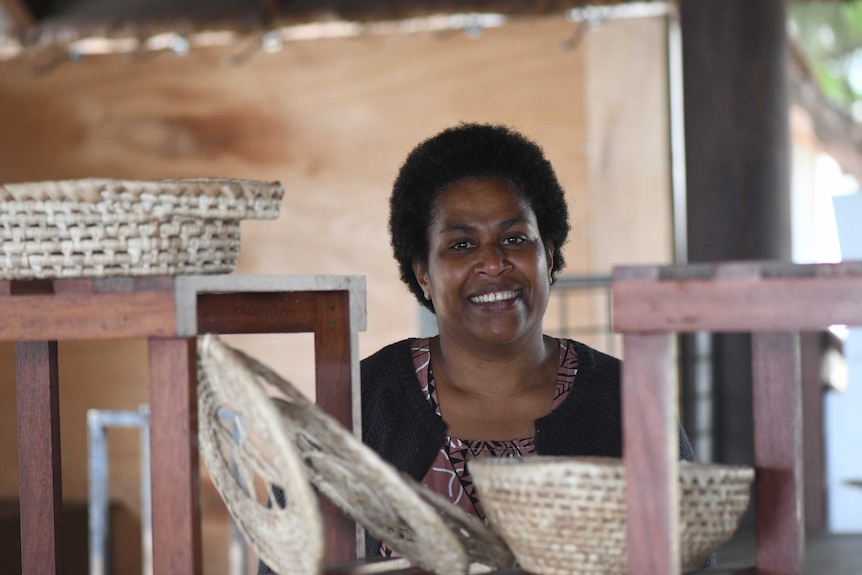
[0,0,860,573]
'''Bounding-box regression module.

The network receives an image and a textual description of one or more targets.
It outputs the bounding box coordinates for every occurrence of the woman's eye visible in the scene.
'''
[450,240,473,250]
[503,235,527,245]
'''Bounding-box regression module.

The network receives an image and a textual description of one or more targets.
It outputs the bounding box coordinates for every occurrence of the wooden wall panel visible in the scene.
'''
[584,16,673,272]
[0,15,669,573]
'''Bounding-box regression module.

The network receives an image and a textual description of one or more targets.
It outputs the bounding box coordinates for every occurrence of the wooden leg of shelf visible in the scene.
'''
[752,332,804,575]
[148,337,202,575]
[16,341,63,575]
[622,333,680,575]
[314,290,358,563]
[314,290,352,431]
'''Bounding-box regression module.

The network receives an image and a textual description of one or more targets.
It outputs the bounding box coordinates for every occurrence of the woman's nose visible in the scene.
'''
[475,243,511,275]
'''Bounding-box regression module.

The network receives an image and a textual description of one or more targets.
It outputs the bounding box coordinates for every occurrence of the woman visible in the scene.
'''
[360,123,699,558]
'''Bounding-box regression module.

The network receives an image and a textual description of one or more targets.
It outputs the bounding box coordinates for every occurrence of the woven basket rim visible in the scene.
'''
[0,177,284,206]
[470,455,756,478]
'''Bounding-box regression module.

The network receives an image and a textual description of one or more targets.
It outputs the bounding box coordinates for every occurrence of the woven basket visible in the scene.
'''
[0,177,283,279]
[197,334,514,575]
[470,456,754,575]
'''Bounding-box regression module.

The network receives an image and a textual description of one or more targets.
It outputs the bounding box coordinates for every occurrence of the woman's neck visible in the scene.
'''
[428,333,560,441]
[429,333,555,398]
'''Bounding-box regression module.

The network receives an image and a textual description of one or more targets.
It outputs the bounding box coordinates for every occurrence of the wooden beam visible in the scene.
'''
[613,261,862,333]
[681,0,792,264]
[273,0,624,21]
[0,286,178,341]
[12,0,617,54]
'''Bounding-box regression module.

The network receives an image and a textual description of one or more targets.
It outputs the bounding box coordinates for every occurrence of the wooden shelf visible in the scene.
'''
[610,260,862,575]
[1,274,366,575]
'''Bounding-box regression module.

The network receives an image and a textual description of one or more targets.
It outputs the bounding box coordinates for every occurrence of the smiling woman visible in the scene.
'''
[248,124,694,573]
[254,123,705,574]
[353,123,704,560]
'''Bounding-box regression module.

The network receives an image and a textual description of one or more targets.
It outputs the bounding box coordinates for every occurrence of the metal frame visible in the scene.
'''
[88,406,253,575]
[87,406,152,575]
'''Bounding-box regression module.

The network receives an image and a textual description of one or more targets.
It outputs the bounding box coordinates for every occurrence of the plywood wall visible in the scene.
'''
[0,14,670,574]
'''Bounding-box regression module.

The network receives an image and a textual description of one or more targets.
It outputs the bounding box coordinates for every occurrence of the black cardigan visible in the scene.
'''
[260,337,704,572]
[359,338,699,557]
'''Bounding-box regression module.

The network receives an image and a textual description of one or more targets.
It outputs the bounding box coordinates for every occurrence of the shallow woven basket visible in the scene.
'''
[470,456,754,575]
[0,177,283,279]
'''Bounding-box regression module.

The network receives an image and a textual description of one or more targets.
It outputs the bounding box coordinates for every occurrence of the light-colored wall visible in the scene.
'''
[828,193,862,532]
[0,14,671,573]
[584,17,672,272]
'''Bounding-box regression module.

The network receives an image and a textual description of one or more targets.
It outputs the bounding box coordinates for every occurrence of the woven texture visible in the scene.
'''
[470,456,754,575]
[197,335,324,575]
[197,335,514,575]
[0,177,283,279]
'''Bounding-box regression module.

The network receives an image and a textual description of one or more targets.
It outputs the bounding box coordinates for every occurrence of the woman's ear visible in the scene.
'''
[412,259,432,300]
[546,243,556,277]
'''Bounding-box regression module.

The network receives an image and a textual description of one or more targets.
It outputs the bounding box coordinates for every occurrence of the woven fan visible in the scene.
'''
[197,335,323,575]
[197,334,515,575]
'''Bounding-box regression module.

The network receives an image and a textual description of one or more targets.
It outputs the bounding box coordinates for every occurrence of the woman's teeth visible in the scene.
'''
[470,291,518,304]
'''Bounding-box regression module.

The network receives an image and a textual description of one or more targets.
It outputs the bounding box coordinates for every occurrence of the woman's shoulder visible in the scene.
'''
[361,338,417,369]
[360,338,423,392]
[360,337,445,446]
[560,338,621,380]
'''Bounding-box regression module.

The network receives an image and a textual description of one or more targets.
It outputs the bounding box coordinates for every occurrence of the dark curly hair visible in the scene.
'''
[389,122,571,313]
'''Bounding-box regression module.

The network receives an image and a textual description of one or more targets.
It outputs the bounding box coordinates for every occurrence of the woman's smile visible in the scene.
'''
[469,289,520,305]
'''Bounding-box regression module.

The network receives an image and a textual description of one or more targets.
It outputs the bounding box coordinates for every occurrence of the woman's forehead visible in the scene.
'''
[432,177,533,218]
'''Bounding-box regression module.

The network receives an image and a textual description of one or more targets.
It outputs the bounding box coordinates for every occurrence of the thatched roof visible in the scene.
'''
[2,0,657,40]
[0,0,853,53]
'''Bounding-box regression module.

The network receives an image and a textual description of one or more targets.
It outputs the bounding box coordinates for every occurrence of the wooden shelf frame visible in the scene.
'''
[611,260,862,575]
[1,274,367,575]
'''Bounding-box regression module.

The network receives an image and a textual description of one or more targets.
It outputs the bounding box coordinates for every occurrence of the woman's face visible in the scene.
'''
[412,176,554,349]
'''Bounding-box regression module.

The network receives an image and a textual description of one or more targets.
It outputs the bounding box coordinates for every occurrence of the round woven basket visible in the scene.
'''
[470,456,754,575]
[0,177,283,279]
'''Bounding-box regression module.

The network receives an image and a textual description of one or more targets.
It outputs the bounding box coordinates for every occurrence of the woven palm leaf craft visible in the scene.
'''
[199,334,514,575]
[197,334,323,575]
[1,177,283,279]
[470,456,754,575]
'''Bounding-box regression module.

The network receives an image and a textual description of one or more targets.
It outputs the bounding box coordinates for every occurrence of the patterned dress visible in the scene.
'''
[380,336,579,556]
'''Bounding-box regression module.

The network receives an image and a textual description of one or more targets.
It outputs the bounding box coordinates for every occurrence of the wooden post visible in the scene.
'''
[623,333,680,575]
[16,341,63,575]
[680,0,792,474]
[148,338,202,575]
[752,332,804,574]
[314,290,357,563]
